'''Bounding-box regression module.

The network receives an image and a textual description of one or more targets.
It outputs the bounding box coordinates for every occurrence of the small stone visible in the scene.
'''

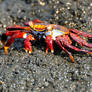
[66,2,71,5]
[91,19,92,22]
[39,1,45,6]
[3,25,6,28]
[45,82,49,86]
[90,3,92,6]
[56,10,59,14]
[67,7,70,9]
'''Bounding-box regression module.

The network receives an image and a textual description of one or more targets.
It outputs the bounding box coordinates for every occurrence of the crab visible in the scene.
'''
[1,19,92,62]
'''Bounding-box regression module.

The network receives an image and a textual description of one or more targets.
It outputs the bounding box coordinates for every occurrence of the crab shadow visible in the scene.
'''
[0,35,92,61]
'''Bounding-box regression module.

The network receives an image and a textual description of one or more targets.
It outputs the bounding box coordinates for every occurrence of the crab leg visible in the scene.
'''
[59,35,92,54]
[64,42,92,54]
[45,35,54,53]
[70,33,92,48]
[55,37,74,62]
[69,29,92,38]
[24,34,35,53]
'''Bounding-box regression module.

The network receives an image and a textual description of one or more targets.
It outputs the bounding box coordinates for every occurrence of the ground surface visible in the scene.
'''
[0,0,92,92]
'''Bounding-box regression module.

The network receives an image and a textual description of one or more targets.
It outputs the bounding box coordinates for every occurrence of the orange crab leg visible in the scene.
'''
[69,29,92,38]
[45,35,54,53]
[70,33,92,48]
[55,37,74,62]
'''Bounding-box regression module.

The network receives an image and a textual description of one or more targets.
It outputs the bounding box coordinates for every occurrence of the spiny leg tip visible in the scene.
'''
[25,49,28,53]
[29,50,32,54]
[88,52,92,54]
[70,55,74,63]
[51,50,54,53]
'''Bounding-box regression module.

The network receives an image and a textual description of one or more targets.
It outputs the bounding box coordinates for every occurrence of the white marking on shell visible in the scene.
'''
[52,29,64,40]
[45,29,64,40]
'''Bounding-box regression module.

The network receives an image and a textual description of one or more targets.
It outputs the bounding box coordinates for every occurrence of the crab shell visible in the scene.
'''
[26,21,69,40]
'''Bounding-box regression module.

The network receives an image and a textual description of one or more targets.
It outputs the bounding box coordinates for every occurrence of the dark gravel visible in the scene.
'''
[0,0,92,92]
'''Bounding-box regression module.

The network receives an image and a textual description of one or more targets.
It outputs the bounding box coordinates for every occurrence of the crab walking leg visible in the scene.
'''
[45,35,54,53]
[69,29,92,38]
[55,38,74,62]
[24,34,35,53]
[70,33,92,48]
[3,31,28,54]
[64,43,92,54]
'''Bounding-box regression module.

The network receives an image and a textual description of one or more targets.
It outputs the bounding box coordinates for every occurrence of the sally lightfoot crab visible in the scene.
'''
[1,19,92,62]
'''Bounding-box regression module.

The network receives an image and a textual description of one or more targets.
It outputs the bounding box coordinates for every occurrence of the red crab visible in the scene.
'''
[1,19,92,62]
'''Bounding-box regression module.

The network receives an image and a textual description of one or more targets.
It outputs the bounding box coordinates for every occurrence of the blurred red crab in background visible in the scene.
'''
[1,19,92,62]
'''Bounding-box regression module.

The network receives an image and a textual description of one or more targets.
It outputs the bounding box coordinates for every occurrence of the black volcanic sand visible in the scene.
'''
[0,0,92,92]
